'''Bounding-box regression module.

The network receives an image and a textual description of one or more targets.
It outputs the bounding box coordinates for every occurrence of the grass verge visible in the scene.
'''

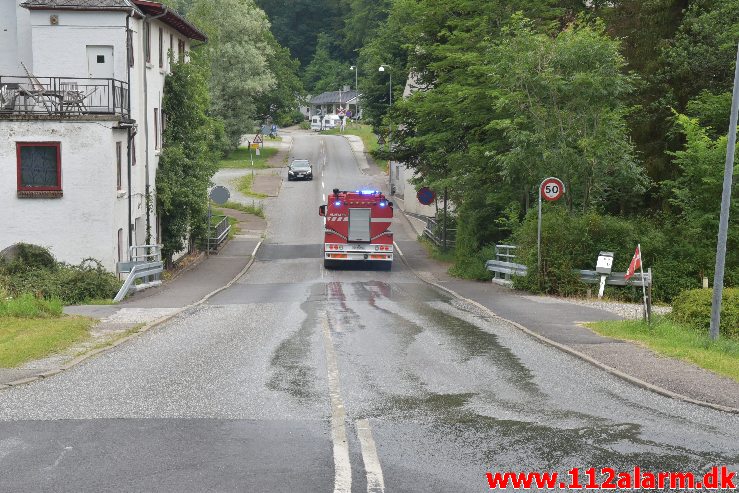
[218,200,265,218]
[219,147,278,169]
[323,124,388,171]
[586,317,739,382]
[418,236,455,263]
[235,174,268,199]
[0,316,94,367]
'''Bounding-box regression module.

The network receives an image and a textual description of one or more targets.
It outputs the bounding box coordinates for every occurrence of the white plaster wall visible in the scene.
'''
[0,2,32,75]
[28,10,128,79]
[0,121,127,271]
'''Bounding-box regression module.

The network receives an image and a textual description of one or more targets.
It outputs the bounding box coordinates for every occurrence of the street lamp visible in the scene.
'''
[378,64,392,106]
[350,65,359,117]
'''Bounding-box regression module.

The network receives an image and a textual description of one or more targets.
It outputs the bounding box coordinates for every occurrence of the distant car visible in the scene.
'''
[288,160,313,181]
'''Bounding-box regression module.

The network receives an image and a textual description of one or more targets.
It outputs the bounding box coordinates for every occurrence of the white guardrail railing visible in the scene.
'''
[114,244,164,302]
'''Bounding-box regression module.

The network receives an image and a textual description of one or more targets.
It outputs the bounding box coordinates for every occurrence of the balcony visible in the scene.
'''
[0,76,129,119]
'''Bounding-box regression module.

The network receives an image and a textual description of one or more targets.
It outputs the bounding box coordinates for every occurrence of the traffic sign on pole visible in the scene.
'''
[417,187,436,206]
[540,177,565,202]
[538,176,566,274]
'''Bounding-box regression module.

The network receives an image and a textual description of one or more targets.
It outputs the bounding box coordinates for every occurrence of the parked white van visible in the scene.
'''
[310,115,323,131]
[322,114,341,130]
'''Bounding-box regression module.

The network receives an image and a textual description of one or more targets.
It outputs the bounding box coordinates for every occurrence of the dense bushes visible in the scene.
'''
[671,288,739,339]
[0,244,120,305]
[506,208,706,302]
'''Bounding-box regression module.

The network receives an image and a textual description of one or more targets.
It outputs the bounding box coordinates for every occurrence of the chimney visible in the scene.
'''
[343,85,351,92]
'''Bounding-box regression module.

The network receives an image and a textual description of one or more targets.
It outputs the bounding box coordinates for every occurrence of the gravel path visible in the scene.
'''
[546,297,672,320]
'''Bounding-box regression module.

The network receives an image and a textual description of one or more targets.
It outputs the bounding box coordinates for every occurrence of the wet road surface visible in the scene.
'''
[0,132,737,492]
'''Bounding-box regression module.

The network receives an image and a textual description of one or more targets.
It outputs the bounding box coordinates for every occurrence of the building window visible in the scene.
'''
[131,138,136,166]
[154,108,159,149]
[16,142,62,196]
[116,141,123,191]
[178,38,184,62]
[169,34,173,68]
[158,27,164,68]
[144,22,151,63]
[118,228,124,263]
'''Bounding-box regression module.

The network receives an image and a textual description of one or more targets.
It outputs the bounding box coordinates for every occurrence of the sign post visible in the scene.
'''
[207,185,230,256]
[710,41,739,340]
[537,177,565,274]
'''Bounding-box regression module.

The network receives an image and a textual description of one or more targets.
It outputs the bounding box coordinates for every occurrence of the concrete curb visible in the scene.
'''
[340,134,370,174]
[393,231,739,415]
[2,240,264,390]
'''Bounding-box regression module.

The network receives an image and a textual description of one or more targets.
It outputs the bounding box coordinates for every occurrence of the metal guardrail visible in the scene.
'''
[114,261,163,302]
[492,245,518,282]
[422,216,456,249]
[203,215,231,252]
[486,244,653,289]
[0,75,129,117]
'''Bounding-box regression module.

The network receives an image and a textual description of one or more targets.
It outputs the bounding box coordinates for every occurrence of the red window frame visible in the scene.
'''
[16,142,62,192]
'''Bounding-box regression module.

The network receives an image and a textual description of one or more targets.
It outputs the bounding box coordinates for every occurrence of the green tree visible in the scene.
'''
[188,0,276,149]
[156,59,219,263]
[255,38,305,126]
[302,33,354,93]
[254,0,345,67]
[664,114,739,279]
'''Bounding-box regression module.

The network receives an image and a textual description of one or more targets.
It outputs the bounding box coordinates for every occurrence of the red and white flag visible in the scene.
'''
[625,245,642,280]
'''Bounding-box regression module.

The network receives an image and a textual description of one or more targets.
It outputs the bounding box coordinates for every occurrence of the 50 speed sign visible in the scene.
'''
[540,177,565,202]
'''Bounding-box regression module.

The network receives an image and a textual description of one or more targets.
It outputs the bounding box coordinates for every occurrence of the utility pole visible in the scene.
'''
[709,41,739,340]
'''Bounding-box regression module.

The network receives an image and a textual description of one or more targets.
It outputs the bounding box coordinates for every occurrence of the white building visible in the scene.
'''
[0,0,206,271]
[389,73,436,217]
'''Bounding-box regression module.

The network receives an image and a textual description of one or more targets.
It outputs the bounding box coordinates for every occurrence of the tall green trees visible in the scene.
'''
[187,0,276,148]
[156,59,219,263]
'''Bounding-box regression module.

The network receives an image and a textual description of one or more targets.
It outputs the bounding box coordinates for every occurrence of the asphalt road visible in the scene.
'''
[0,132,738,492]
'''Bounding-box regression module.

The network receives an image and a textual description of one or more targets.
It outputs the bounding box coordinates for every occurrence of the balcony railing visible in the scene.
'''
[0,76,129,118]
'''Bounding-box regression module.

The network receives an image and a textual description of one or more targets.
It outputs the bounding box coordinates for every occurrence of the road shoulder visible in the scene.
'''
[395,210,739,413]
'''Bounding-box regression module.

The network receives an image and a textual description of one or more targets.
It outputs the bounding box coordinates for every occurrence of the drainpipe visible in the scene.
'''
[142,6,169,247]
[126,11,133,256]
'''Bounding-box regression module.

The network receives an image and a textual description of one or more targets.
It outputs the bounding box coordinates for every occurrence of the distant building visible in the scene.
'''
[0,0,206,271]
[308,87,360,118]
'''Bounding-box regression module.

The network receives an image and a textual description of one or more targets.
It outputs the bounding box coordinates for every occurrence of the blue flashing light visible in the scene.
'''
[379,201,387,207]
[359,190,377,195]
[334,201,342,207]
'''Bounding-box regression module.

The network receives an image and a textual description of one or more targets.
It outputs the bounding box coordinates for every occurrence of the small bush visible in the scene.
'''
[0,293,63,318]
[0,247,121,305]
[671,288,739,339]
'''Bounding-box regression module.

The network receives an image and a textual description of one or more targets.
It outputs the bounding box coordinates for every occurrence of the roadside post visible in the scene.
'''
[537,177,565,274]
[208,185,230,256]
[709,41,739,340]
[595,251,614,299]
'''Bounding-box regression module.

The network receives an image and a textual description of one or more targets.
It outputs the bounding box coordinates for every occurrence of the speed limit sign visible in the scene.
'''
[540,177,565,202]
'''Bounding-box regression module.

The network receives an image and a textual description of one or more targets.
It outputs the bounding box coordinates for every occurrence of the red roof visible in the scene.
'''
[132,0,207,42]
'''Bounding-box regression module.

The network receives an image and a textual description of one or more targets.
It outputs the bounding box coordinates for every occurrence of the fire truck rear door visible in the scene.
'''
[348,208,371,242]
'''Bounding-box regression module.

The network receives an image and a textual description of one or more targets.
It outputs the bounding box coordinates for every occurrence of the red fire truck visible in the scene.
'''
[319,189,394,270]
